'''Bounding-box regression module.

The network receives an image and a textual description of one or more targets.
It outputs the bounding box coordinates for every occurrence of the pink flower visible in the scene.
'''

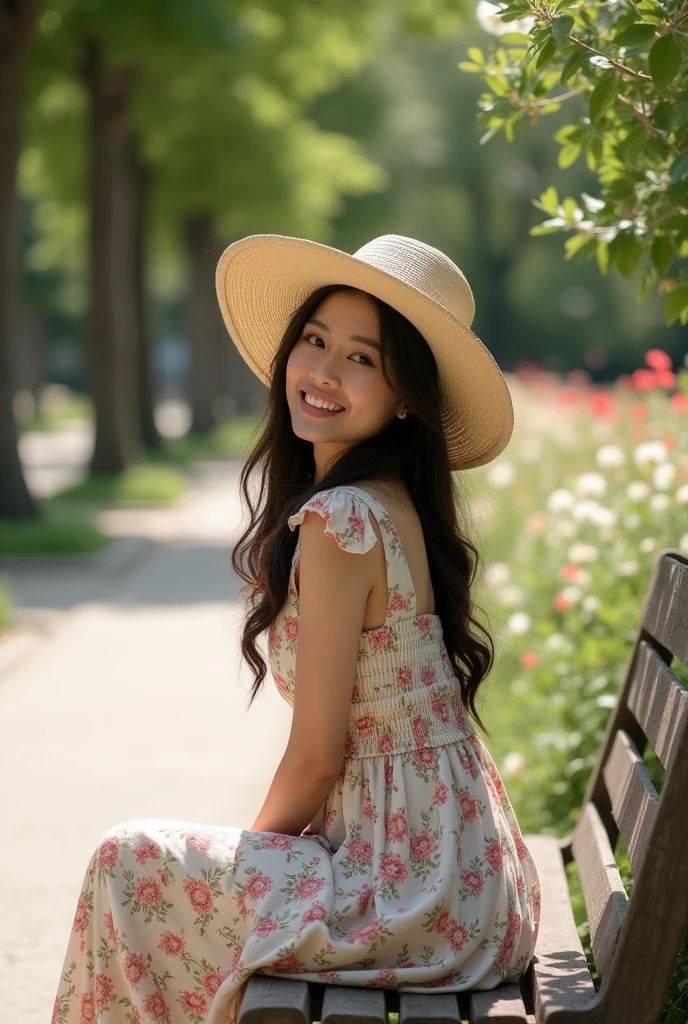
[73,895,87,936]
[385,808,408,843]
[158,930,185,956]
[187,832,213,853]
[410,832,439,862]
[370,968,398,988]
[245,872,272,900]
[460,753,479,780]
[435,908,450,934]
[433,780,449,805]
[497,907,522,967]
[379,852,408,883]
[201,971,227,997]
[347,918,380,944]
[123,953,148,987]
[384,759,394,786]
[387,519,399,539]
[96,836,119,870]
[301,901,327,925]
[459,788,479,823]
[412,746,437,769]
[460,868,485,896]
[445,919,470,952]
[345,734,357,758]
[377,733,394,754]
[274,951,305,973]
[143,991,170,1021]
[264,834,294,851]
[355,713,376,732]
[511,828,530,860]
[396,666,412,687]
[79,993,95,1024]
[420,664,436,687]
[485,840,503,872]
[52,997,60,1024]
[357,884,373,914]
[294,876,326,900]
[348,837,374,863]
[182,876,214,915]
[179,990,207,1015]
[94,973,115,1010]
[369,626,393,652]
[348,515,365,539]
[267,623,279,650]
[389,593,407,612]
[135,877,163,907]
[284,616,299,642]
[256,917,279,937]
[431,695,450,723]
[416,615,432,635]
[133,839,160,865]
[412,716,428,744]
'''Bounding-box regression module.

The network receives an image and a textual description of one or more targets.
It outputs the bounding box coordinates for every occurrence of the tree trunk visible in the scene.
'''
[81,38,143,475]
[132,141,161,452]
[0,0,39,519]
[184,213,224,434]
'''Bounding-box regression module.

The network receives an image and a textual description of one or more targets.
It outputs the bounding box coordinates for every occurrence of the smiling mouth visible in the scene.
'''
[299,391,345,415]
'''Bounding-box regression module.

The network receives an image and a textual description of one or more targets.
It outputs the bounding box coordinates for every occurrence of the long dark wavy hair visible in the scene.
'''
[230,283,495,736]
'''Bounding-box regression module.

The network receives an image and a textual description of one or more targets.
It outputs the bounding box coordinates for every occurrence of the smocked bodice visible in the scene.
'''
[267,485,474,758]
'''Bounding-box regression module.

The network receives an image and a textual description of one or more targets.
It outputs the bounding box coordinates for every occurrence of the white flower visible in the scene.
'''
[596,445,625,469]
[618,560,639,576]
[568,543,599,564]
[572,500,616,528]
[502,751,526,779]
[500,585,525,607]
[582,595,601,612]
[556,519,578,538]
[634,441,668,468]
[677,484,688,505]
[487,461,516,487]
[547,488,576,513]
[627,481,650,502]
[650,493,669,513]
[476,1,535,36]
[485,561,510,587]
[561,585,581,603]
[507,611,531,636]
[653,463,676,490]
[575,568,592,588]
[575,472,607,499]
[510,678,529,695]
[639,537,656,554]
[519,437,542,462]
[680,533,688,554]
[545,632,569,651]
[623,513,641,529]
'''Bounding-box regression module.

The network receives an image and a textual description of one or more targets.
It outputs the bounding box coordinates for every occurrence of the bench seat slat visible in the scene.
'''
[321,985,387,1024]
[239,975,311,1024]
[627,640,688,772]
[642,552,688,664]
[571,802,628,982]
[524,834,597,1020]
[602,729,658,877]
[398,992,461,1024]
[467,983,528,1022]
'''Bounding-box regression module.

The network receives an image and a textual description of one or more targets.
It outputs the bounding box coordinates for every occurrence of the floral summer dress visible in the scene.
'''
[52,484,540,1024]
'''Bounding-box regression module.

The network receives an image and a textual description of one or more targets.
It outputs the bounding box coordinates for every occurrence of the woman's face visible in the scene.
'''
[285,289,408,470]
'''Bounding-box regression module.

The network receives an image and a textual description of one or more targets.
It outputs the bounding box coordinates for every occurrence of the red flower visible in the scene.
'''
[157,933,185,954]
[645,348,672,371]
[267,622,279,650]
[431,694,450,723]
[245,872,272,900]
[460,868,485,895]
[520,650,540,668]
[255,917,279,937]
[123,953,148,987]
[73,895,87,936]
[133,839,160,865]
[459,788,480,823]
[416,615,432,635]
[433,780,449,805]
[412,716,428,743]
[179,990,207,1015]
[357,884,373,914]
[104,910,117,945]
[355,712,376,732]
[143,991,170,1020]
[273,951,305,973]
[445,920,470,952]
[135,876,163,907]
[348,837,374,863]
[379,851,408,882]
[348,514,365,539]
[347,918,380,944]
[412,746,437,769]
[377,733,394,754]
[52,997,60,1024]
[484,840,503,873]
[420,664,436,687]
[264,834,294,851]
[187,832,213,853]
[96,836,120,870]
[369,627,392,652]
[294,876,326,900]
[301,900,327,925]
[435,908,450,934]
[182,876,214,915]
[283,616,299,642]
[389,592,407,612]
[79,993,95,1024]
[396,665,412,687]
[385,808,408,843]
[94,973,115,1009]
[202,970,227,997]
[410,832,438,861]
[384,759,394,786]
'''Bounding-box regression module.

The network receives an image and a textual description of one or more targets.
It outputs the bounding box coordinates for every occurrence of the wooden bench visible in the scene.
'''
[238,548,688,1024]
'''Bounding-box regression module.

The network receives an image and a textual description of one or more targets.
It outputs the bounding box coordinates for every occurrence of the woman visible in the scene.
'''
[52,233,540,1024]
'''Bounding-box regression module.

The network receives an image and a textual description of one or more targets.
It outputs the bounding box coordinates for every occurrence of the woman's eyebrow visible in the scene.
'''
[305,318,380,351]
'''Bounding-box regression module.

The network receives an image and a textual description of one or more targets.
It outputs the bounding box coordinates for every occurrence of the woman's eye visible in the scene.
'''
[352,353,374,366]
[302,335,373,366]
[304,333,323,347]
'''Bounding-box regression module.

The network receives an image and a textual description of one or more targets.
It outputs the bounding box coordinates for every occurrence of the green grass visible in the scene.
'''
[0,510,110,555]
[17,391,93,433]
[146,415,262,466]
[0,576,14,629]
[52,463,187,504]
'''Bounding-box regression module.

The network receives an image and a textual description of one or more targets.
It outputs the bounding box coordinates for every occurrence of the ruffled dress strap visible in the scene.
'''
[287,485,417,626]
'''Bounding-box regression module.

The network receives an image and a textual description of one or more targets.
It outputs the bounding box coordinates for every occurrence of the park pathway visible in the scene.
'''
[0,453,292,1024]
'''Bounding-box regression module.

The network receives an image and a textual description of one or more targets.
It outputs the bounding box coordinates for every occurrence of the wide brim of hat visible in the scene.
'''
[216,234,513,471]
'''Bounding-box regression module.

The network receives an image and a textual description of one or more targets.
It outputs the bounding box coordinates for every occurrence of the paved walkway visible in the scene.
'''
[0,452,292,1023]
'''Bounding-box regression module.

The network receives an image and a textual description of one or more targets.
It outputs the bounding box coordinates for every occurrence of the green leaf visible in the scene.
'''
[530,220,567,235]
[536,37,557,71]
[664,285,688,326]
[596,240,610,275]
[649,33,682,92]
[560,48,587,84]
[650,235,675,276]
[589,74,616,125]
[608,231,645,278]
[613,23,657,47]
[537,185,560,216]
[552,14,574,49]
[562,196,580,220]
[605,176,636,201]
[564,234,597,261]
[636,265,658,302]
[559,143,581,168]
[458,62,482,72]
[468,47,485,64]
[651,100,674,130]
[669,153,688,183]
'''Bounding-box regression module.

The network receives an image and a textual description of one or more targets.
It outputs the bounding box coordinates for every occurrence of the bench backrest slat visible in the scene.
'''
[601,728,659,877]
[640,550,688,664]
[321,985,387,1024]
[626,640,688,772]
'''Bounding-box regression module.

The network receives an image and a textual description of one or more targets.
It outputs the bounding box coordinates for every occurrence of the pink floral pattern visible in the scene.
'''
[53,485,540,1024]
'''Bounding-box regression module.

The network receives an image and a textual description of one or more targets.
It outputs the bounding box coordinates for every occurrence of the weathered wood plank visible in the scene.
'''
[523,834,597,1021]
[398,992,461,1024]
[238,975,311,1024]
[320,985,387,1024]
[602,729,659,877]
[627,640,688,772]
[467,983,528,1022]
[571,803,628,982]
[642,551,688,663]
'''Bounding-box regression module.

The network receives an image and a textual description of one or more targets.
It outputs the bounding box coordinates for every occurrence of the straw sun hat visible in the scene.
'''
[215,233,514,471]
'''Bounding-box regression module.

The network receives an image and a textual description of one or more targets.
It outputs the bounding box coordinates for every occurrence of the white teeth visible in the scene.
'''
[303,392,343,412]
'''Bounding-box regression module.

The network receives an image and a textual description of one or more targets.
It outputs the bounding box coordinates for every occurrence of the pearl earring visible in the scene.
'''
[398,411,408,419]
